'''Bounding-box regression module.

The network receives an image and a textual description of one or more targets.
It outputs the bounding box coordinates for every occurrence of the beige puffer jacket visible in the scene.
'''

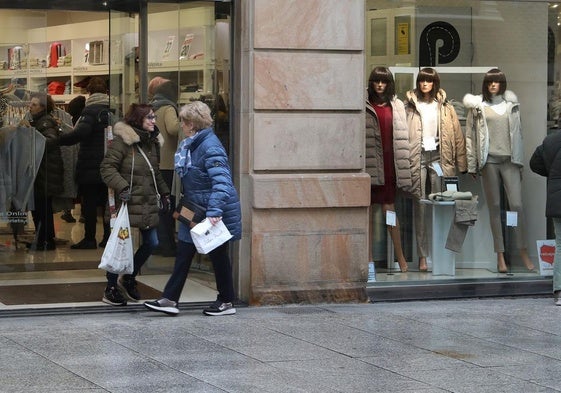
[100,121,170,229]
[463,90,524,173]
[404,89,467,199]
[365,97,412,190]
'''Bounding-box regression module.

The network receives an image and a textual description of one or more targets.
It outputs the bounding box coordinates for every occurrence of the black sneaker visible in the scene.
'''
[144,298,179,315]
[70,239,97,249]
[203,300,236,316]
[102,286,127,306]
[60,211,76,223]
[118,276,140,302]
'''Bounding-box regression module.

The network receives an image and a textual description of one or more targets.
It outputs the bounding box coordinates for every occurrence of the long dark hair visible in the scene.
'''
[482,68,507,102]
[124,103,153,129]
[415,67,440,102]
[367,66,395,105]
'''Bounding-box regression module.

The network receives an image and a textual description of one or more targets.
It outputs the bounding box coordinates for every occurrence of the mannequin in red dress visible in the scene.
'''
[366,67,411,272]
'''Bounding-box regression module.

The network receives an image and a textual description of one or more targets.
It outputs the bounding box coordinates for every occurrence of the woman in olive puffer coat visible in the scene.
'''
[100,103,170,306]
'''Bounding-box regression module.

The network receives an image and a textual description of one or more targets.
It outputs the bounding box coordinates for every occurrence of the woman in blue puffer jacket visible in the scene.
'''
[144,101,241,317]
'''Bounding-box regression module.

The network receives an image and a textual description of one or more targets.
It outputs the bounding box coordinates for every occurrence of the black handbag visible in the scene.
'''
[176,198,206,227]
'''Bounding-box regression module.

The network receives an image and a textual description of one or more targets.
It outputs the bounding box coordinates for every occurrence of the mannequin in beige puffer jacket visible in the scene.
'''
[404,67,467,272]
[366,66,411,273]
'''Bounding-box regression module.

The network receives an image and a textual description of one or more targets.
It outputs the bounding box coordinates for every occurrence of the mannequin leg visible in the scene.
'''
[382,203,407,272]
[500,163,535,271]
[497,252,508,273]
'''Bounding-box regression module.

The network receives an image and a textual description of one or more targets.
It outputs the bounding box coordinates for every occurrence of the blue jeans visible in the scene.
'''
[106,227,159,286]
[162,240,234,303]
[553,218,561,293]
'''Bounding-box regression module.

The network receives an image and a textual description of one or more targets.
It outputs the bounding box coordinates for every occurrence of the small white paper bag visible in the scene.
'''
[190,219,233,254]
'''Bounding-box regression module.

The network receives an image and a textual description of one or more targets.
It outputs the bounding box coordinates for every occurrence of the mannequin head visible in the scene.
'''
[482,68,507,102]
[415,67,440,102]
[367,66,395,104]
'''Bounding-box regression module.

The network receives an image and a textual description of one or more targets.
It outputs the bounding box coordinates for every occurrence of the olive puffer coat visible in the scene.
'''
[176,127,241,243]
[31,111,64,197]
[100,121,170,229]
[530,130,561,218]
[365,97,411,189]
[463,90,525,173]
[404,89,467,199]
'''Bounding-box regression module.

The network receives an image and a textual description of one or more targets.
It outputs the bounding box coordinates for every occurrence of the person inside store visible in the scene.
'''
[463,68,536,273]
[530,129,561,304]
[100,103,171,306]
[59,77,112,249]
[144,100,241,316]
[26,92,64,251]
[366,66,411,273]
[149,78,181,257]
[404,67,467,272]
[59,94,86,224]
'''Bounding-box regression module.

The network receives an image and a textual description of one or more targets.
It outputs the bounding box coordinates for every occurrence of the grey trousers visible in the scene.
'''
[480,160,527,252]
[414,151,441,258]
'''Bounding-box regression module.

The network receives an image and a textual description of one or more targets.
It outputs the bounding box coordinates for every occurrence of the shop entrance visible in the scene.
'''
[0,0,233,311]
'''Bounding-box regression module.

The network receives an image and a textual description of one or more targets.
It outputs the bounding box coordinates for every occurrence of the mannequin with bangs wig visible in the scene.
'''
[124,103,153,129]
[415,67,441,102]
[482,68,507,102]
[368,67,396,105]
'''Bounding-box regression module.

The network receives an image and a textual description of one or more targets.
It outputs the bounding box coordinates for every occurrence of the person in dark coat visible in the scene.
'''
[530,130,561,305]
[144,100,241,316]
[28,92,64,251]
[100,103,170,306]
[59,77,111,249]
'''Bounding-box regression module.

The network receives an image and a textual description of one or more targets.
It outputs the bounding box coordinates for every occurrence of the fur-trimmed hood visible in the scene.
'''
[463,90,518,109]
[113,121,164,147]
[405,88,448,107]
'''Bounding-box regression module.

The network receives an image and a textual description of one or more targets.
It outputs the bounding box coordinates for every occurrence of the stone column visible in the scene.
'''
[235,0,370,305]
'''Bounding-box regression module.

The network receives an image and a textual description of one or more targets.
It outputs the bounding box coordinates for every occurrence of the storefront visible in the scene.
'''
[0,0,556,312]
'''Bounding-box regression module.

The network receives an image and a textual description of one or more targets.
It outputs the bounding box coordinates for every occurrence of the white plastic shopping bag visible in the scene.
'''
[190,218,233,254]
[98,203,134,274]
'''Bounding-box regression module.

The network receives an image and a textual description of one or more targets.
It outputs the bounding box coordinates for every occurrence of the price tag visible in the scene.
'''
[431,162,443,177]
[386,210,397,227]
[506,211,518,227]
[423,136,437,151]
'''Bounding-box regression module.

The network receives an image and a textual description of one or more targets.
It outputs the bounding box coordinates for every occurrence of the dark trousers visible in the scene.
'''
[106,227,158,286]
[157,169,176,250]
[31,194,55,246]
[80,183,110,242]
[162,240,234,303]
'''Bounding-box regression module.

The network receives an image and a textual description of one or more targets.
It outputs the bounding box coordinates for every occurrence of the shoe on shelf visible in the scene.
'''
[60,211,76,223]
[118,275,140,302]
[102,286,127,306]
[98,238,109,248]
[79,215,85,223]
[203,300,236,316]
[144,298,179,315]
[70,239,97,249]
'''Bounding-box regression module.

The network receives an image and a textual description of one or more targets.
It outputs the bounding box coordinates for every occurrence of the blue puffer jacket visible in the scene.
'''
[177,127,241,243]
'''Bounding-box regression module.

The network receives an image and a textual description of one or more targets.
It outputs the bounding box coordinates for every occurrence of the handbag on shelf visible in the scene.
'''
[98,203,134,275]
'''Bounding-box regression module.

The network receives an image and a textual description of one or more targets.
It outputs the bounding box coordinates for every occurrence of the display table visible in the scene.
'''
[420,200,456,276]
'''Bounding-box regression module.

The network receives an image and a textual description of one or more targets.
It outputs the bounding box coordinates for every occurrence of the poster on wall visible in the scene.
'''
[536,239,556,276]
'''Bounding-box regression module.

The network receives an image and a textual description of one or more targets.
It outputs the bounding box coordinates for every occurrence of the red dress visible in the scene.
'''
[371,104,397,204]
